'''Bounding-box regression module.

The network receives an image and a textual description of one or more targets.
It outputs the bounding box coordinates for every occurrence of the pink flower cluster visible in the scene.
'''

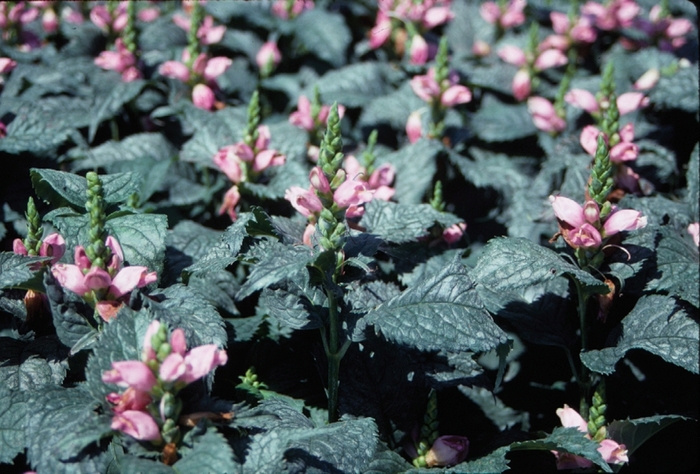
[1,57,17,81]
[565,89,649,117]
[528,97,566,133]
[498,45,568,101]
[256,41,282,76]
[213,125,286,220]
[630,5,694,51]
[90,1,159,34]
[289,95,346,160]
[0,1,41,50]
[410,68,473,107]
[540,11,597,51]
[51,236,157,321]
[173,13,225,45]
[370,0,454,65]
[550,195,646,249]
[103,320,228,441]
[271,0,315,20]
[13,233,65,270]
[159,50,232,110]
[479,0,526,29]
[580,0,639,32]
[343,155,396,202]
[95,38,141,82]
[553,405,628,469]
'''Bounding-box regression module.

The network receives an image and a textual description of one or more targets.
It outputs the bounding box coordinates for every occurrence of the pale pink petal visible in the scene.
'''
[170,328,187,355]
[425,435,469,467]
[497,45,527,67]
[310,167,331,194]
[422,6,454,29]
[203,57,232,82]
[603,209,647,235]
[633,68,660,90]
[565,89,599,113]
[181,345,228,383]
[618,122,635,143]
[285,186,323,217]
[409,34,429,65]
[617,92,648,115]
[141,320,161,361]
[410,72,441,102]
[103,360,157,392]
[39,233,66,264]
[443,223,467,244]
[159,352,186,382]
[687,223,699,246]
[406,111,423,144]
[52,264,89,295]
[109,266,151,298]
[512,69,531,101]
[441,85,472,106]
[368,163,395,189]
[369,12,392,49]
[255,125,271,151]
[549,196,586,228]
[598,439,629,464]
[556,404,588,432]
[83,266,112,291]
[479,2,500,24]
[192,83,215,110]
[550,11,570,34]
[534,49,568,70]
[13,239,28,256]
[609,142,638,162]
[580,125,602,156]
[159,61,190,82]
[218,185,241,221]
[112,410,161,441]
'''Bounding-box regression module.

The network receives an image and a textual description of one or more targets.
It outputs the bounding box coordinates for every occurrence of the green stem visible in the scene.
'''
[325,287,341,423]
[573,278,591,419]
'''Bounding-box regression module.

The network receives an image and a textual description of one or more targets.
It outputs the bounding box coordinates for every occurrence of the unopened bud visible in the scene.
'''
[330,169,346,189]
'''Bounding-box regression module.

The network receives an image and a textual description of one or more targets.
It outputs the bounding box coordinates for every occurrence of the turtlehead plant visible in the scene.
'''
[0,1,697,473]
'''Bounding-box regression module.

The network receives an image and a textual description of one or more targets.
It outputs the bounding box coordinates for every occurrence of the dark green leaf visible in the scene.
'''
[0,387,28,463]
[106,212,168,277]
[293,10,351,67]
[70,132,176,171]
[0,336,68,390]
[357,81,423,131]
[89,80,146,142]
[174,425,237,473]
[470,96,537,142]
[459,385,529,431]
[686,142,698,220]
[179,107,248,166]
[645,226,699,307]
[0,252,48,289]
[31,169,143,209]
[44,272,96,349]
[310,62,393,108]
[360,200,462,244]
[259,286,323,330]
[649,66,699,112]
[607,415,687,457]
[580,295,699,375]
[354,260,509,353]
[383,139,442,204]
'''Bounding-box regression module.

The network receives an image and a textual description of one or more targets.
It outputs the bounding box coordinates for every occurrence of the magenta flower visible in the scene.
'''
[173,14,225,45]
[443,222,467,244]
[13,233,65,270]
[553,405,628,469]
[480,0,526,28]
[94,39,141,82]
[111,410,161,441]
[369,11,392,49]
[309,167,331,194]
[102,360,157,392]
[343,155,396,201]
[159,344,228,384]
[512,69,531,101]
[192,83,215,110]
[285,186,324,218]
[603,207,647,236]
[334,179,375,218]
[289,95,346,132]
[410,68,472,107]
[106,387,152,414]
[528,97,566,133]
[218,185,241,221]
[425,435,469,467]
[409,34,429,65]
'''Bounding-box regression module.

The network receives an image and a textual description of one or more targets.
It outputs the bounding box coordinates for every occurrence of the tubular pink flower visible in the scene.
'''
[580,125,601,155]
[688,223,699,246]
[52,264,90,296]
[310,167,331,194]
[369,11,392,49]
[214,146,243,183]
[13,239,28,256]
[534,49,568,70]
[528,97,566,133]
[142,320,161,362]
[443,222,467,244]
[83,266,112,292]
[410,71,441,103]
[539,34,570,51]
[479,2,500,24]
[180,345,228,383]
[512,69,531,101]
[107,387,152,413]
[565,89,599,113]
[253,149,285,172]
[256,41,281,72]
[570,223,602,248]
[422,6,454,29]
[425,435,469,467]
[103,360,157,392]
[159,352,186,382]
[218,185,241,221]
[406,111,424,144]
[109,266,156,299]
[190,53,208,76]
[289,96,314,130]
[203,57,232,82]
[192,83,215,110]
[334,179,374,209]
[550,196,586,228]
[617,92,648,115]
[111,410,161,441]
[89,5,110,31]
[598,439,630,464]
[159,61,190,82]
[603,209,647,236]
[498,45,527,67]
[609,142,638,162]
[121,67,142,82]
[302,223,316,247]
[170,328,188,356]
[633,68,660,90]
[138,7,160,22]
[368,164,396,189]
[197,16,226,45]
[286,186,323,217]
[0,57,17,74]
[550,11,570,34]
[500,0,526,28]
[557,404,589,434]
[409,34,429,65]
[441,85,472,107]
[255,125,271,151]
[472,40,491,57]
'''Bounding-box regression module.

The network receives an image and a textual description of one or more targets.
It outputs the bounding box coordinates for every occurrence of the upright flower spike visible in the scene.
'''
[85,172,111,271]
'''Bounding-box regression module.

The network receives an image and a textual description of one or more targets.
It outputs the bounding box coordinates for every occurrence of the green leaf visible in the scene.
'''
[179,106,248,166]
[0,386,28,463]
[363,442,414,473]
[310,62,393,107]
[144,284,228,349]
[383,139,442,204]
[88,79,146,142]
[607,415,687,457]
[31,169,143,209]
[293,10,351,67]
[645,226,699,307]
[444,446,511,473]
[174,425,237,474]
[44,272,96,349]
[70,132,176,171]
[163,220,223,284]
[449,148,535,195]
[649,66,699,112]
[360,200,462,244]
[354,260,509,353]
[470,96,538,142]
[108,454,176,474]
[0,252,49,289]
[236,241,315,300]
[510,426,612,472]
[0,336,68,390]
[687,142,699,220]
[471,237,610,296]
[106,212,168,277]
[580,295,699,375]
[357,81,424,131]
[27,386,113,474]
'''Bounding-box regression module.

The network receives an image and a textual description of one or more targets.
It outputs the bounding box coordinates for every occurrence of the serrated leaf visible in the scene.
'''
[179,107,248,166]
[0,386,28,463]
[357,81,424,131]
[0,336,68,390]
[645,226,699,307]
[363,442,413,474]
[27,386,113,474]
[71,132,176,171]
[511,426,612,472]
[449,148,534,194]
[174,425,236,473]
[580,295,699,375]
[237,241,315,300]
[293,10,351,67]
[472,237,610,296]
[459,385,529,431]
[259,287,323,330]
[360,200,462,244]
[687,143,699,220]
[649,66,699,112]
[354,260,509,353]
[89,79,146,142]
[31,169,143,210]
[383,139,442,204]
[108,454,176,474]
[0,252,48,289]
[607,415,687,457]
[106,212,168,277]
[470,96,537,142]
[309,62,392,107]
[44,272,96,349]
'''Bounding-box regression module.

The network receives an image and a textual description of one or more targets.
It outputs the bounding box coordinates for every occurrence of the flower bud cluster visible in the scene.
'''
[271,0,315,20]
[0,1,50,50]
[480,0,526,30]
[102,320,228,443]
[369,0,454,65]
[289,88,347,160]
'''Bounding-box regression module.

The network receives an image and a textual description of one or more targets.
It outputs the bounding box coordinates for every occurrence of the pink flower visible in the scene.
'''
[174,14,225,45]
[138,7,160,23]
[498,45,527,67]
[289,95,345,132]
[603,208,647,236]
[111,410,161,441]
[471,40,491,57]
[512,69,531,101]
[159,60,190,82]
[106,387,152,413]
[550,196,602,249]
[425,435,469,467]
[528,97,566,133]
[13,233,66,269]
[286,186,324,217]
[103,360,157,392]
[481,0,525,28]
[94,39,135,74]
[565,89,599,114]
[422,6,454,29]
[218,185,241,221]
[534,49,568,70]
[334,179,374,213]
[192,83,215,110]
[160,345,228,384]
[203,56,232,82]
[141,320,162,362]
[553,405,629,469]
[271,0,314,19]
[309,167,331,194]
[0,57,17,74]
[479,2,501,24]
[443,222,467,244]
[406,111,424,144]
[41,8,58,33]
[121,66,142,82]
[256,41,281,74]
[409,34,429,65]
[687,223,699,247]
[550,11,570,34]
[633,68,660,90]
[616,92,648,115]
[411,68,471,107]
[580,124,638,162]
[369,11,392,49]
